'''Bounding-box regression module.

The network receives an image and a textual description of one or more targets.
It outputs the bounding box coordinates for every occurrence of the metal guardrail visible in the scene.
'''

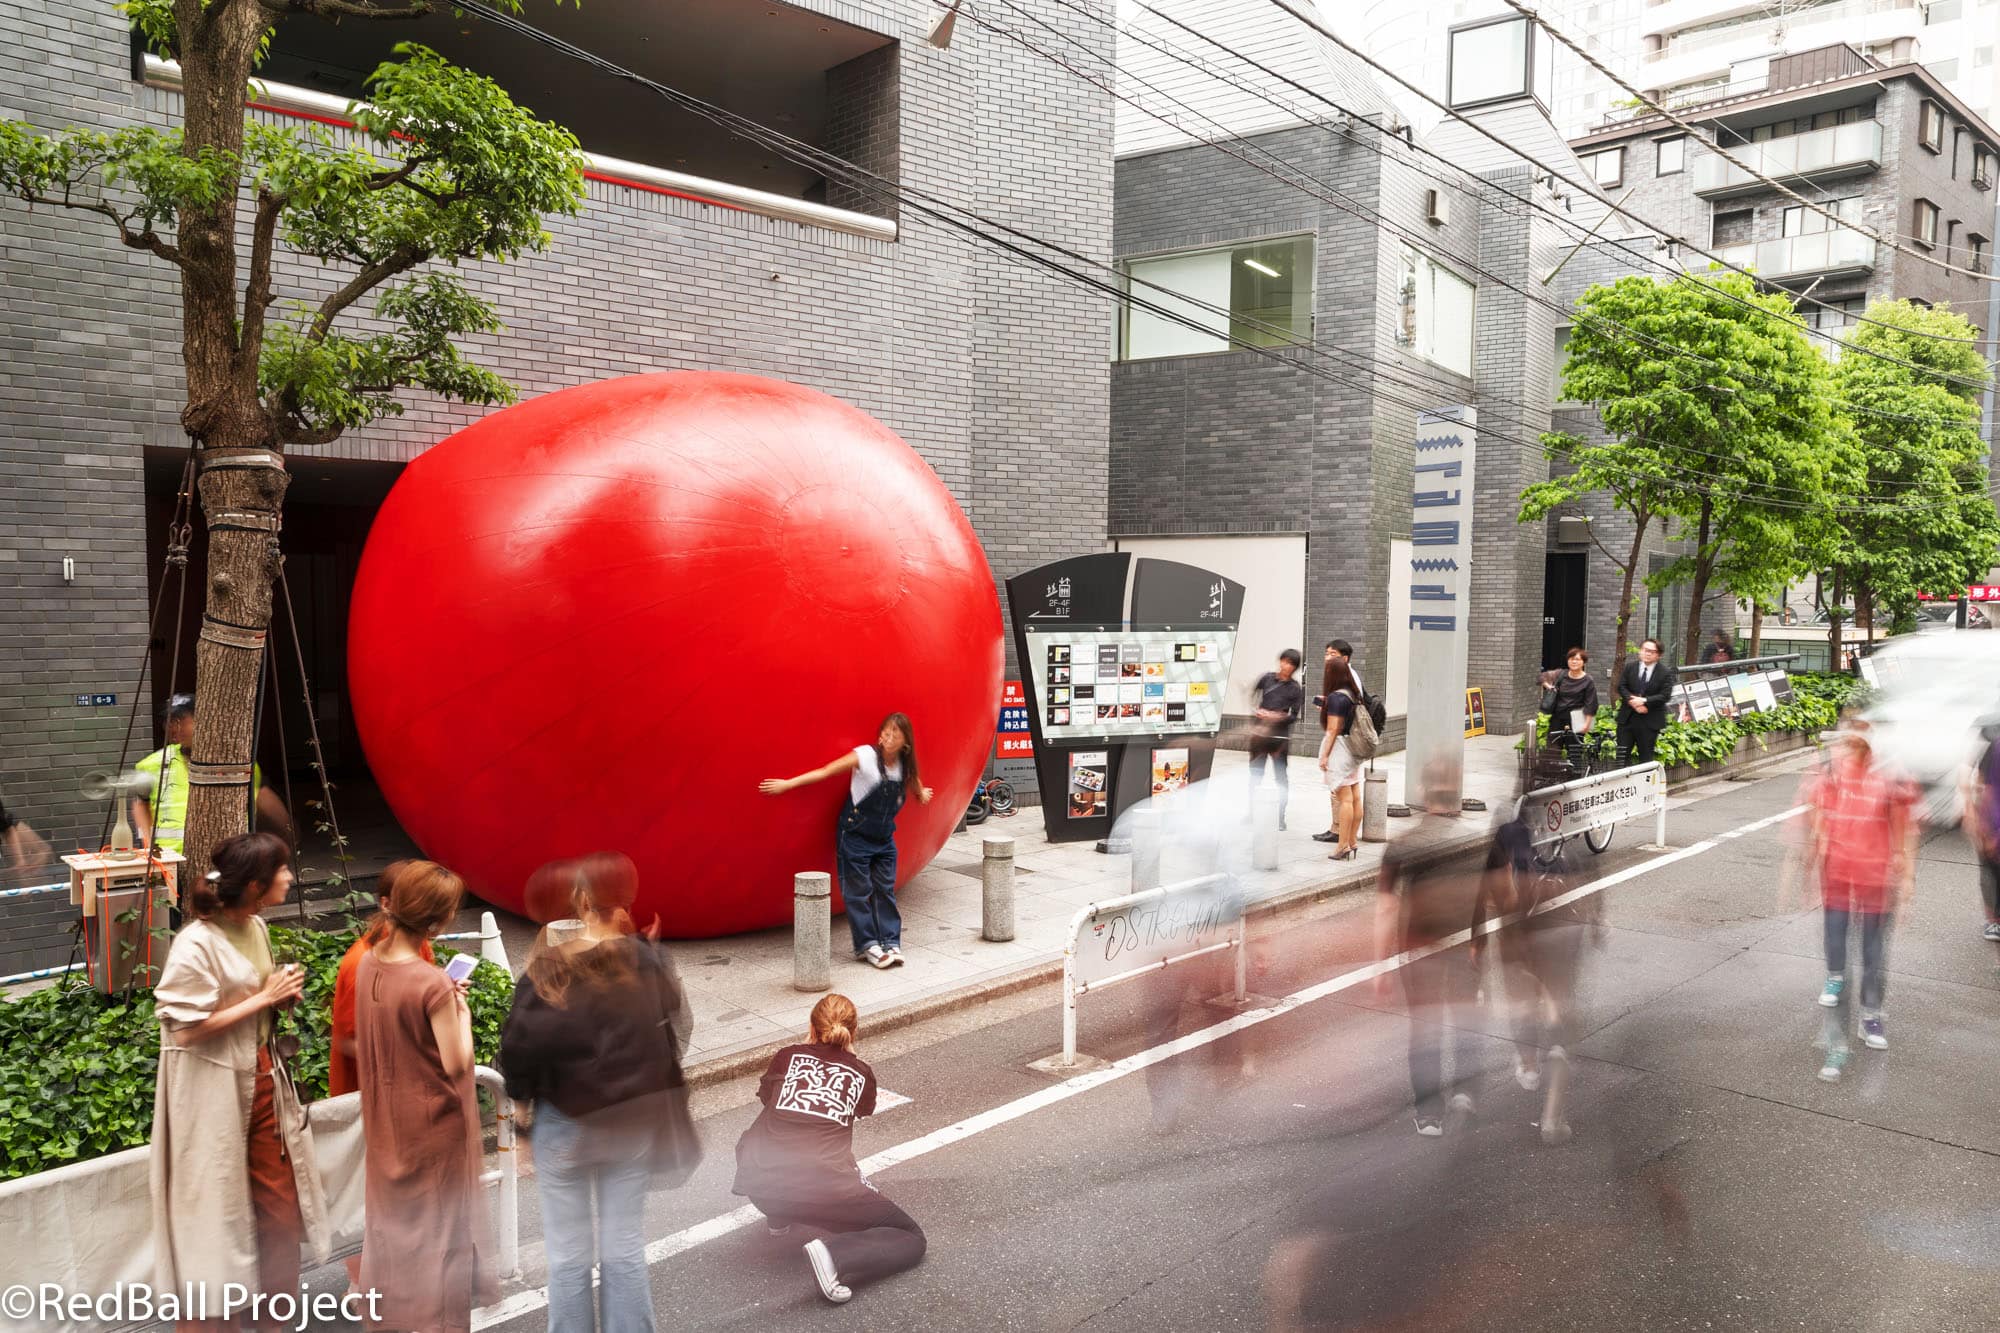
[1676,652,1803,678]
[1053,872,1246,1068]
[1516,760,1668,850]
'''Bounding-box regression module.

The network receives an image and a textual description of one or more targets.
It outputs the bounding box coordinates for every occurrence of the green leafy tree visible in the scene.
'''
[1521,272,1845,668]
[1822,300,1998,659]
[0,2,584,878]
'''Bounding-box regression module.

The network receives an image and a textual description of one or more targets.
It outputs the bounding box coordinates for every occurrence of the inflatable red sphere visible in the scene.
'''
[347,372,1003,937]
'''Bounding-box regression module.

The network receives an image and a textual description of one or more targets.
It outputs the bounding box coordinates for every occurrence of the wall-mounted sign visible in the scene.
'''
[997,680,1033,759]
[1405,406,1477,808]
[75,694,116,707]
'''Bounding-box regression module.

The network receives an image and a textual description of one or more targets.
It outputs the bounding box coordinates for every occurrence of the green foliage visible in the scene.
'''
[0,928,510,1181]
[0,36,585,449]
[1522,682,1838,770]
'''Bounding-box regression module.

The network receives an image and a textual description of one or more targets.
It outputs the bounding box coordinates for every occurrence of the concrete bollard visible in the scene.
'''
[1129,807,1163,894]
[1363,770,1389,843]
[981,835,1016,942]
[1250,790,1281,870]
[793,871,831,992]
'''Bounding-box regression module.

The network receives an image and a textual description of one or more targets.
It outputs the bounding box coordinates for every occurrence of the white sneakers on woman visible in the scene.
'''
[863,944,905,969]
[804,1238,851,1303]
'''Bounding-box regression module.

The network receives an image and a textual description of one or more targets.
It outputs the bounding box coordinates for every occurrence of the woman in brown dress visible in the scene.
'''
[354,861,495,1332]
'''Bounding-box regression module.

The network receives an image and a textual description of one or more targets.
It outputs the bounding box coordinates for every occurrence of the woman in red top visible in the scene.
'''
[733,994,925,1304]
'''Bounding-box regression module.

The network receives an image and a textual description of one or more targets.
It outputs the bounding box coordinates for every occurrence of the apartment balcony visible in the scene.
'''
[1715,229,1878,281]
[1692,120,1883,198]
[1641,0,1922,94]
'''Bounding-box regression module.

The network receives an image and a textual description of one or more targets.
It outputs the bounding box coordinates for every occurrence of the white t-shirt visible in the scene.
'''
[849,745,904,805]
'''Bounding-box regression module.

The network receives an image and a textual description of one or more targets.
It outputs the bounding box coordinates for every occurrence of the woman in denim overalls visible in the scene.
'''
[760,713,934,969]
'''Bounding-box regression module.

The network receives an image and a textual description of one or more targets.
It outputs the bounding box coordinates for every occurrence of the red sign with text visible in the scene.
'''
[997,680,1033,757]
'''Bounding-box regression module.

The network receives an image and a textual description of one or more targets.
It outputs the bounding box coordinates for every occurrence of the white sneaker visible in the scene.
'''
[885,947,905,967]
[804,1238,851,1304]
[864,944,892,969]
[1515,1060,1542,1092]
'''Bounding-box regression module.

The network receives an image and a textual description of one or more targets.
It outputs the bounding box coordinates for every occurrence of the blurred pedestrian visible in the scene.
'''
[1704,629,1734,665]
[733,994,925,1305]
[502,853,697,1333]
[325,861,423,1293]
[1538,647,1600,768]
[0,786,50,874]
[133,692,294,861]
[1317,657,1364,859]
[1803,727,1918,1080]
[1614,639,1675,765]
[150,831,329,1333]
[1246,649,1305,829]
[1376,768,1489,1135]
[760,713,935,970]
[1963,717,2000,943]
[354,861,496,1331]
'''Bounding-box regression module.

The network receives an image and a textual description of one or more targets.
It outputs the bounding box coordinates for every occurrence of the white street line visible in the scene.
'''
[876,1088,913,1112]
[472,802,1806,1328]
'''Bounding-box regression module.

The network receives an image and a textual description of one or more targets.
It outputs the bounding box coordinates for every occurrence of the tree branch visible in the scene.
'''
[267,0,433,19]
[306,243,424,344]
[239,186,286,376]
[20,189,187,268]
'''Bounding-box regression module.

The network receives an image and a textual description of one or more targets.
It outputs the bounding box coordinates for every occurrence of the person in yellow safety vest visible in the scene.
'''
[133,693,295,854]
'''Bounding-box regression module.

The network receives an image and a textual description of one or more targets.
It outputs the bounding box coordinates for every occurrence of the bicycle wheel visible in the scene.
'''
[1532,834,1570,871]
[986,779,1017,815]
[964,791,990,825]
[1584,822,1614,854]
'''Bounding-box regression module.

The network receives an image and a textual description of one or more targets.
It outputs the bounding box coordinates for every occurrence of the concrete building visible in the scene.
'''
[1112,3,1650,754]
[0,0,1113,972]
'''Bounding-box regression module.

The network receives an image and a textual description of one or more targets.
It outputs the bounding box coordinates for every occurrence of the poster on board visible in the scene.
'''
[1067,751,1109,820]
[1150,747,1190,796]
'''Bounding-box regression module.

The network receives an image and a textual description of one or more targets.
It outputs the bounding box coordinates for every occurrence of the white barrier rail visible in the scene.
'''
[1518,760,1668,850]
[1055,873,1246,1067]
[0,1066,519,1333]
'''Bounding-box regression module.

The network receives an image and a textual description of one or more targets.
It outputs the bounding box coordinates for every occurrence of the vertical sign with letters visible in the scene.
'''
[1403,405,1476,812]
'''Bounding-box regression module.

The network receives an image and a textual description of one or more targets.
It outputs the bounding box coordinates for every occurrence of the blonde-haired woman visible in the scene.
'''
[354,861,495,1333]
[732,994,926,1304]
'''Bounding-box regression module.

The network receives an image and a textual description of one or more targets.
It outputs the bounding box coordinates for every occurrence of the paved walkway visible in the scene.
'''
[566,736,1535,1072]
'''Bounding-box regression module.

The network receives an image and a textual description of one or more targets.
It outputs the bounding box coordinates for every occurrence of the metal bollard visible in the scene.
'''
[793,871,831,992]
[981,835,1016,941]
[1250,790,1281,870]
[1129,807,1163,894]
[1363,770,1389,843]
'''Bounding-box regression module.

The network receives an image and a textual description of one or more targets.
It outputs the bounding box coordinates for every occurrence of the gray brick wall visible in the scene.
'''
[0,0,1112,966]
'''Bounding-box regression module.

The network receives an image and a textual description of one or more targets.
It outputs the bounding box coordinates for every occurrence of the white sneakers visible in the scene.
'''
[863,944,905,969]
[804,1238,851,1304]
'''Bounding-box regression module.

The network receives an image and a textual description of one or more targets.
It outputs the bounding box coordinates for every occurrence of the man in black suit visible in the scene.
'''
[1616,638,1676,764]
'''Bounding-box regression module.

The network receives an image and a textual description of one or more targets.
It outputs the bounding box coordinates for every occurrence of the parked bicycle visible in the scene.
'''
[1530,726,1619,869]
[963,776,1018,826]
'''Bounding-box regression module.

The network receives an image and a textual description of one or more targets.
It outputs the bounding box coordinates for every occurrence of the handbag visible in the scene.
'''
[642,948,703,1187]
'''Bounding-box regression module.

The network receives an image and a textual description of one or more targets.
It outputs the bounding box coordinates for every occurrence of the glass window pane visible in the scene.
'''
[1430,262,1476,377]
[1123,251,1230,359]
[1657,136,1685,174]
[1450,19,1529,106]
[1229,237,1313,347]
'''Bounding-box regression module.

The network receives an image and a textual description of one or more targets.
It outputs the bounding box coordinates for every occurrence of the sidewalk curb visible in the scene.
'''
[679,745,1821,1091]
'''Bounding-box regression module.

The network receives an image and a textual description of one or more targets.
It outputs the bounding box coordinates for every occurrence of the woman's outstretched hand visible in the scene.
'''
[920,785,935,804]
[758,778,791,795]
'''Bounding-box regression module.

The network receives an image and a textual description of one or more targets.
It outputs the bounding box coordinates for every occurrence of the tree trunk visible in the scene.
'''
[1829,569,1844,673]
[181,450,289,880]
[1681,498,1716,668]
[1749,602,1764,658]
[1612,511,1651,677]
[1859,584,1876,643]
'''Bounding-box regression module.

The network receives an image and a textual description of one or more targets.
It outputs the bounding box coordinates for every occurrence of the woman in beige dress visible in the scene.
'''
[354,861,495,1333]
[150,831,329,1333]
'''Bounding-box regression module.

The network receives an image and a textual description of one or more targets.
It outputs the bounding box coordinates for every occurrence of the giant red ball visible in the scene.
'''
[347,372,1003,937]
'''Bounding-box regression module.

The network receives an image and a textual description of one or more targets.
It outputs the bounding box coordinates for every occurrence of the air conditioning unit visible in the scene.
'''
[1556,516,1592,545]
[1426,189,1450,226]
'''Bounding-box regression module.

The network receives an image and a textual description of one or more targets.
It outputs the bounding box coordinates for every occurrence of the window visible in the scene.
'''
[1805,297,1866,333]
[1656,136,1686,175]
[1553,326,1576,400]
[1915,198,1941,247]
[1921,100,1946,152]
[1931,0,1964,21]
[1396,243,1476,377]
[1978,47,1994,68]
[1118,236,1314,361]
[1585,147,1625,187]
[1974,234,1990,273]
[1782,197,1859,237]
[1449,16,1533,108]
[1933,58,1961,81]
[1977,146,1995,187]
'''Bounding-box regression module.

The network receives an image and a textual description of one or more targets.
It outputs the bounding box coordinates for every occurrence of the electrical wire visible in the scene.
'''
[443,0,1983,516]
[1502,0,2000,287]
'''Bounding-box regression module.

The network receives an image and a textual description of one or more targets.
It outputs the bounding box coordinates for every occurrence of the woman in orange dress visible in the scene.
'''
[353,861,495,1332]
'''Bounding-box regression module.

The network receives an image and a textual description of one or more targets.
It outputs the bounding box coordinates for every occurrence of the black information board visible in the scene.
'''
[1006,554,1244,845]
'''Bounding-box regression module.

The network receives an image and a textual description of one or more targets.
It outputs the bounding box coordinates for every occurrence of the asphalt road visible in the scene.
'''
[473,758,2000,1332]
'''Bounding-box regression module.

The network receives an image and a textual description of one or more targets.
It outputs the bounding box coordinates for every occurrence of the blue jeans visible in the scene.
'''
[1823,907,1890,1015]
[838,834,900,954]
[534,1101,656,1333]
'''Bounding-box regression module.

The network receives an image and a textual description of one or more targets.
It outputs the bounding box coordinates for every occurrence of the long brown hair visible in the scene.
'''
[874,711,920,790]
[809,993,860,1051]
[365,860,464,945]
[1322,658,1360,705]
[523,852,644,1008]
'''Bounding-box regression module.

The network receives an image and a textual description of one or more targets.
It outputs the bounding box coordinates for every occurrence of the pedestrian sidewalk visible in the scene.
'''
[648,735,1529,1077]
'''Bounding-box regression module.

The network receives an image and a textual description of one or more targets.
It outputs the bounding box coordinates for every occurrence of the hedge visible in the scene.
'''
[1528,669,1862,769]
[0,926,511,1181]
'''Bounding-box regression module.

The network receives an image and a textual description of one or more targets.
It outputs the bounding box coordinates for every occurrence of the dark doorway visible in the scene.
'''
[1542,552,1587,670]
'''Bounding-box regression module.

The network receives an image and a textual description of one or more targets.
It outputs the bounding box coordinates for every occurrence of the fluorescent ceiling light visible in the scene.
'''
[1242,258,1281,278]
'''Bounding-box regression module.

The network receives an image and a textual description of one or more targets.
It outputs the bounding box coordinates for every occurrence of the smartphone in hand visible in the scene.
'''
[443,953,479,984]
